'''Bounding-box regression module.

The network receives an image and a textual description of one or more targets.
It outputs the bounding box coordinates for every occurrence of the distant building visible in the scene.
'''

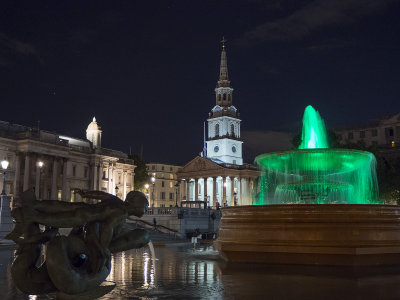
[0,117,135,206]
[146,163,181,207]
[335,113,400,148]
[335,113,400,164]
[177,39,259,209]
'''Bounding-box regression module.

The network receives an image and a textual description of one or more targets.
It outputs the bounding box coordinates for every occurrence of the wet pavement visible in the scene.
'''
[1,244,400,299]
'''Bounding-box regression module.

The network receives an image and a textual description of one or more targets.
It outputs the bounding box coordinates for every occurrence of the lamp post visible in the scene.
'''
[1,159,9,196]
[36,160,44,199]
[151,175,155,208]
[175,182,180,207]
[115,185,119,196]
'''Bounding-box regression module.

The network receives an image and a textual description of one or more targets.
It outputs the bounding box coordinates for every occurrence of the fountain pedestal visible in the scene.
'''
[215,205,400,265]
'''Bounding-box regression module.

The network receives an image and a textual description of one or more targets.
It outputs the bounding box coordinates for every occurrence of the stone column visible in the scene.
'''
[222,177,227,206]
[107,164,112,193]
[13,153,21,204]
[51,157,58,199]
[62,159,68,201]
[212,177,217,208]
[203,178,208,206]
[98,162,102,191]
[92,161,98,190]
[123,171,127,200]
[231,177,235,206]
[35,163,41,199]
[185,180,189,200]
[23,153,30,192]
[131,171,135,193]
[194,178,198,201]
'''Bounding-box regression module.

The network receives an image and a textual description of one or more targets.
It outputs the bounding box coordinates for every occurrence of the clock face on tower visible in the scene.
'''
[214,146,219,153]
[232,146,237,153]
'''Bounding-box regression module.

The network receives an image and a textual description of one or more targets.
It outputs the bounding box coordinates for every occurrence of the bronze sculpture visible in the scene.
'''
[6,189,150,296]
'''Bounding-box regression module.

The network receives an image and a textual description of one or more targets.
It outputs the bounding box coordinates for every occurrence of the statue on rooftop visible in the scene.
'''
[6,189,149,296]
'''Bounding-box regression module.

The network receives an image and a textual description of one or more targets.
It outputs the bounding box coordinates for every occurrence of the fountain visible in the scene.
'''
[255,105,379,205]
[215,106,400,265]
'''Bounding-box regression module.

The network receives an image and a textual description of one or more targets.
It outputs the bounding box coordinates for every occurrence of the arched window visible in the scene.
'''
[218,94,221,101]
[223,94,226,100]
[215,124,220,137]
[231,124,235,136]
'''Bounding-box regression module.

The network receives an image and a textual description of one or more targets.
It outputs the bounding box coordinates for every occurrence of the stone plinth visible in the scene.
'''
[215,205,400,265]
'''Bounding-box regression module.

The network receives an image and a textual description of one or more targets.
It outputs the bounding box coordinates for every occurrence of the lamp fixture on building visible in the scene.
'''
[1,158,9,196]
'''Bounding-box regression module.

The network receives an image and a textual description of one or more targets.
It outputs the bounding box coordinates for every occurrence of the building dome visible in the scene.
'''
[86,117,102,148]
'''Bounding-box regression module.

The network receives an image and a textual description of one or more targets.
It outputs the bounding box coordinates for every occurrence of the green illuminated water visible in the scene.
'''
[254,106,379,205]
[298,105,329,149]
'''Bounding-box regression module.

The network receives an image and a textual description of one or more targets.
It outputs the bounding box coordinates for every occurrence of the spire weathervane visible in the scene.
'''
[221,36,227,50]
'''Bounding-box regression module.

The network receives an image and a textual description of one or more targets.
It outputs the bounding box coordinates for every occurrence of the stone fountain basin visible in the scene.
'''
[255,148,375,174]
[215,204,400,266]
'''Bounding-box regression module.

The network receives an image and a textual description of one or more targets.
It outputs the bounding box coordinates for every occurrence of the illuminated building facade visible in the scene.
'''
[146,163,181,207]
[0,117,135,206]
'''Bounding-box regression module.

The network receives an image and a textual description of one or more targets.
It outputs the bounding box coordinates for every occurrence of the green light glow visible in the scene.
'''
[299,105,329,149]
[254,105,379,205]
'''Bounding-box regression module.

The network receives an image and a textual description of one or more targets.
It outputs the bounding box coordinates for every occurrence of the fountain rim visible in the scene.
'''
[255,148,374,161]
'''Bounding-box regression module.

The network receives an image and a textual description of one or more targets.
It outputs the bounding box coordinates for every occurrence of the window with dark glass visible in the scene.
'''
[360,131,365,139]
[348,132,353,140]
[215,124,220,137]
[231,124,235,136]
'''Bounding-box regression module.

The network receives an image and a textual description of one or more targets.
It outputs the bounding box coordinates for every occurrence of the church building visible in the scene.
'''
[177,39,259,208]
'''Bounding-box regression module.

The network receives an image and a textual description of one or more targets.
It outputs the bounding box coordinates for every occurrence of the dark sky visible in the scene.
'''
[1,0,399,165]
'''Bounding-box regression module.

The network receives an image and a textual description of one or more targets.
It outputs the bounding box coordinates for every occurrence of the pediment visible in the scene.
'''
[178,156,224,174]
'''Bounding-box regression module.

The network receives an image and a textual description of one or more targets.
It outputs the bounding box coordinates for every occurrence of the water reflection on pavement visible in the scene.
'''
[2,244,400,299]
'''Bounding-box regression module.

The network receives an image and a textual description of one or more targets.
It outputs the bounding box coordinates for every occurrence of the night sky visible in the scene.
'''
[1,1,399,165]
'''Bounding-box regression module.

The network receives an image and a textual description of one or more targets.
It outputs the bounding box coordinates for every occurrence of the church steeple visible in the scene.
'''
[218,37,229,83]
[215,37,233,106]
[206,38,243,165]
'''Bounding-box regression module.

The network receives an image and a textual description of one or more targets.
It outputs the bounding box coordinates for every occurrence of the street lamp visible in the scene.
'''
[115,185,119,196]
[36,160,44,199]
[151,175,155,207]
[1,158,9,196]
[174,182,180,207]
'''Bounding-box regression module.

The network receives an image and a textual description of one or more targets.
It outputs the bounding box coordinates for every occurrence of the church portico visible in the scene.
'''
[177,156,258,208]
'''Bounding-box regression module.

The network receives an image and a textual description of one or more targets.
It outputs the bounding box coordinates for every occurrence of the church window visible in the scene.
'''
[223,94,226,100]
[231,124,235,136]
[214,146,219,153]
[215,124,220,137]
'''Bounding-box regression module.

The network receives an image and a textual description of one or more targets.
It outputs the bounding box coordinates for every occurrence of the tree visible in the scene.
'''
[129,154,150,191]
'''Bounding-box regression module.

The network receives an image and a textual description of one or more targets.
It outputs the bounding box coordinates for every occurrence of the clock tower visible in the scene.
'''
[205,38,243,165]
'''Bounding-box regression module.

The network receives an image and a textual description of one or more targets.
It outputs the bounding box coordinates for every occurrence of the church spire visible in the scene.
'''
[218,37,229,83]
[215,37,233,106]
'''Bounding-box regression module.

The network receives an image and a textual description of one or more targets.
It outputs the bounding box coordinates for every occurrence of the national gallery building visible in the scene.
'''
[0,118,135,206]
